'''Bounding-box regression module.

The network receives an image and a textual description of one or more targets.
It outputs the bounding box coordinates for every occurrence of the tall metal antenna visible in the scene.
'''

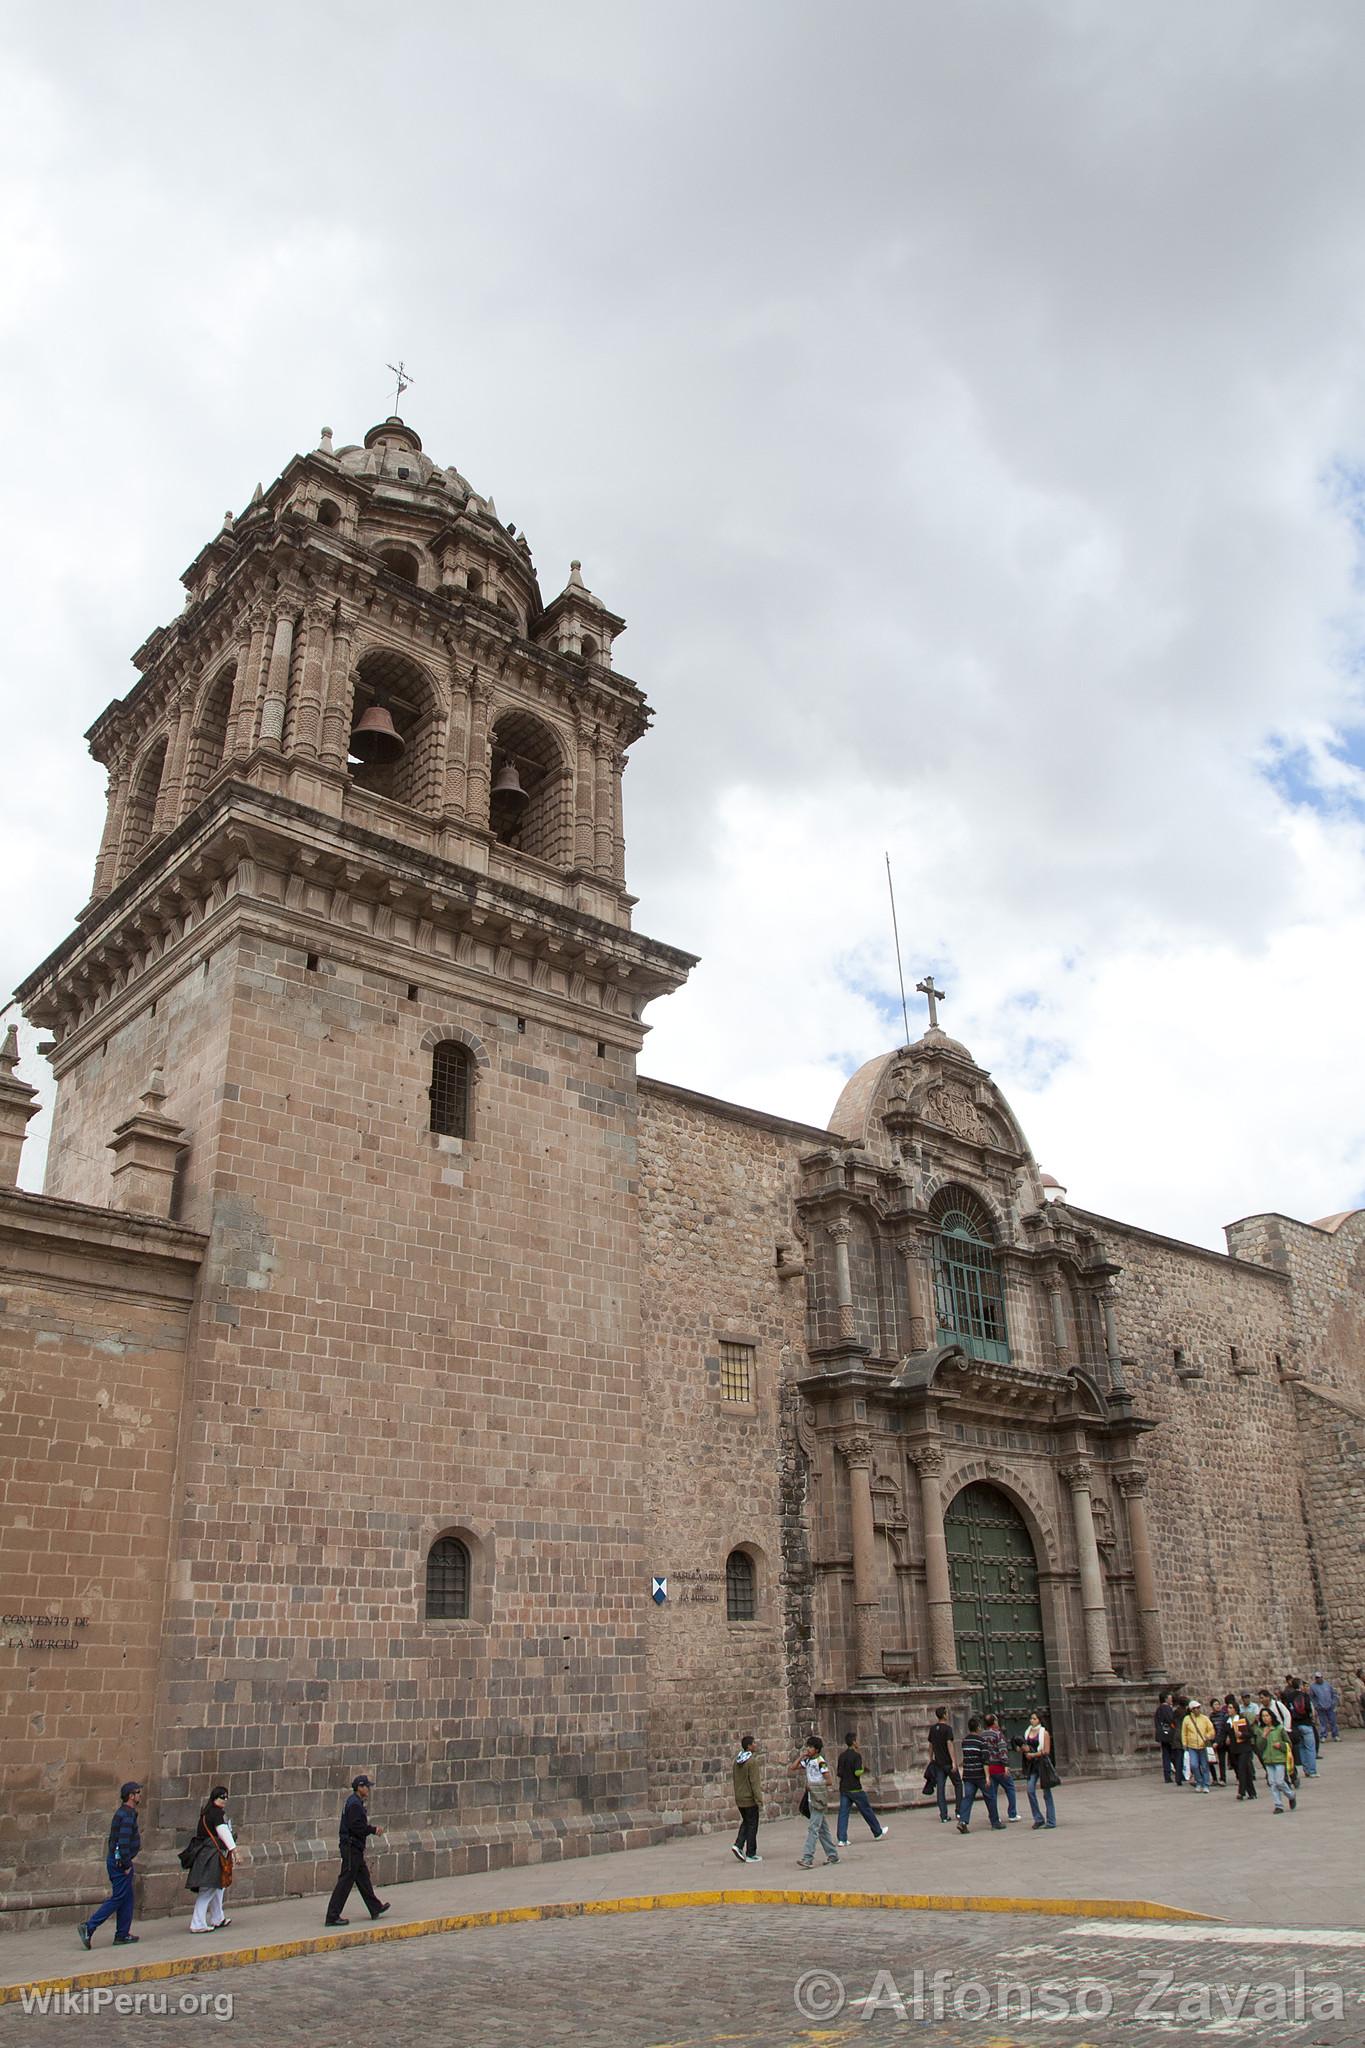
[385,360,413,414]
[885,853,911,1045]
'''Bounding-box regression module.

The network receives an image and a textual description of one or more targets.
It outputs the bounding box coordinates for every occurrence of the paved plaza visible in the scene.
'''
[2,1740,1361,2046]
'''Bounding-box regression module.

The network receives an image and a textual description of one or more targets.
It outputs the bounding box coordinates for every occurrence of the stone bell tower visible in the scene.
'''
[16,415,695,1897]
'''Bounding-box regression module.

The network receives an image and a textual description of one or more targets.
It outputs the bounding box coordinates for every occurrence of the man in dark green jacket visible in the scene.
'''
[731,1736,763,1863]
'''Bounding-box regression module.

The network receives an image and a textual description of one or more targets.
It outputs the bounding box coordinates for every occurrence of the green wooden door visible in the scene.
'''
[944,1482,1050,1748]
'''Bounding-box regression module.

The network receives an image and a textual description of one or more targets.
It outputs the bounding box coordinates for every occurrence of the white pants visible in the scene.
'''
[190,1887,226,1931]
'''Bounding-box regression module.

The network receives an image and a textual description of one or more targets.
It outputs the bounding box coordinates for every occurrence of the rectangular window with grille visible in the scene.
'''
[719,1341,754,1403]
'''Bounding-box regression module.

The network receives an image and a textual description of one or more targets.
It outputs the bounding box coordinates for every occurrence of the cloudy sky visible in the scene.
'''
[2,1,1363,1248]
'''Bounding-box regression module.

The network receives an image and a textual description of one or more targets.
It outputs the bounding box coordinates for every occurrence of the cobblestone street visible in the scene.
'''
[7,1907,1365,2048]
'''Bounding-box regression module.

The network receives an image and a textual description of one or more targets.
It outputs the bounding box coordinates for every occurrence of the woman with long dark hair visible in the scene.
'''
[186,1785,234,1932]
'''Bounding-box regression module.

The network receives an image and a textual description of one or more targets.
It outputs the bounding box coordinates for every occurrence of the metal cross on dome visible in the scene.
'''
[385,359,413,414]
[915,974,947,1029]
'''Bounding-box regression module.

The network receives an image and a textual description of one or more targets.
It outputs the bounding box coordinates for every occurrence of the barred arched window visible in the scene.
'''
[726,1549,756,1622]
[929,1185,1010,1364]
[425,1536,470,1620]
[429,1040,473,1138]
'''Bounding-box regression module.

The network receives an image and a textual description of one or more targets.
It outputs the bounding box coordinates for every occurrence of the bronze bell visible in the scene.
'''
[349,701,405,765]
[491,760,530,813]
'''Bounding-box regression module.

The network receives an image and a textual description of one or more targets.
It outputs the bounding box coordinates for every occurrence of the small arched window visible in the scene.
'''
[380,546,420,583]
[581,634,599,663]
[316,499,341,529]
[429,1040,473,1138]
[726,1550,756,1622]
[466,566,485,598]
[425,1535,470,1620]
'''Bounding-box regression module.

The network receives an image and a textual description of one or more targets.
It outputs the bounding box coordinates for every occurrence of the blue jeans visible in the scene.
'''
[1318,1705,1338,1740]
[1186,1746,1211,1788]
[1266,1763,1294,1811]
[836,1789,884,1843]
[990,1769,1018,1818]
[1293,1726,1318,1775]
[1026,1772,1056,1826]
[932,1763,961,1820]
[957,1777,1000,1828]
[85,1855,135,1940]
[800,1809,838,1863]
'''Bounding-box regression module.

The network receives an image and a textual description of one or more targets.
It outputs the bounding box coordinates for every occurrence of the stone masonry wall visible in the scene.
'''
[1289,1381,1365,1716]
[1075,1208,1328,1690]
[636,1080,817,1827]
[145,921,659,1904]
[1225,1210,1365,1403]
[0,1196,202,1921]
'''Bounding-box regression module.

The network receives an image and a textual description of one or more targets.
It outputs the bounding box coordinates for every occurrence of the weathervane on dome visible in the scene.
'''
[385,359,413,414]
[915,973,946,1030]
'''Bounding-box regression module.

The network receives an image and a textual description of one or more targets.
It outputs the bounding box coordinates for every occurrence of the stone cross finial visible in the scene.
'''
[915,974,946,1029]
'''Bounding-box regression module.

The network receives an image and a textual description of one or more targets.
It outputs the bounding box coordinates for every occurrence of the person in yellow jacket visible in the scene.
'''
[1181,1699,1216,1792]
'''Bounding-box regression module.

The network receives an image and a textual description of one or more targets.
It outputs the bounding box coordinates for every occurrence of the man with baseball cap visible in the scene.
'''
[324,1775,391,1927]
[78,1781,143,1948]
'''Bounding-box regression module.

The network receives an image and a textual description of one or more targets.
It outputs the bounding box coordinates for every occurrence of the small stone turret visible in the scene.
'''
[0,1024,39,1186]
[108,1067,186,1218]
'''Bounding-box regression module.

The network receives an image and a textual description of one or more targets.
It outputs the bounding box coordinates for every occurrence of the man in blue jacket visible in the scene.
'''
[324,1775,391,1926]
[78,1783,143,1948]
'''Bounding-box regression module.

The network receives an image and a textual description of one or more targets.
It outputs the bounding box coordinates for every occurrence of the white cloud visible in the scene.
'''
[2,0,1364,1249]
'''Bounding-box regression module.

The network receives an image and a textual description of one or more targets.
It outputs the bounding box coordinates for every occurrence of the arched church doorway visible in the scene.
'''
[944,1482,1050,1747]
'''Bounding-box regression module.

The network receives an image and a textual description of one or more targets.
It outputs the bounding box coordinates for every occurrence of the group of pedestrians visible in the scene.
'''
[77,1775,391,1949]
[1153,1673,1341,1815]
[730,1706,1061,1868]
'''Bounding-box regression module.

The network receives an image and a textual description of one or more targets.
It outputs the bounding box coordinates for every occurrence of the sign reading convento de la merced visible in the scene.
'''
[1,413,1362,1920]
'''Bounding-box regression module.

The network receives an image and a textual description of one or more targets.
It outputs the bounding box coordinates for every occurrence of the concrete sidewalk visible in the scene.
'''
[3,1735,1359,2001]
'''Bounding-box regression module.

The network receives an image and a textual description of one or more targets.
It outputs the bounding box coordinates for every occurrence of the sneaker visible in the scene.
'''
[325,1917,350,1926]
[745,1854,763,1863]
[1288,1796,1297,1810]
[990,1822,1007,1830]
[113,1935,139,1945]
[957,1822,969,1834]
[1032,1820,1046,1829]
[1272,1807,1282,1815]
[1007,1814,1021,1822]
[797,1860,813,1869]
[77,1924,92,1950]
[730,1843,747,1863]
[826,1856,839,1864]
[873,1826,889,1840]
[835,1843,849,1851]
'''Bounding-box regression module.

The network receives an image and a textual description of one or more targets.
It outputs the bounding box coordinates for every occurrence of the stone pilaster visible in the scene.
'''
[837,1432,884,1682]
[592,734,614,875]
[572,712,596,869]
[910,1444,959,1680]
[1043,1272,1071,1370]
[288,600,330,759]
[1061,1459,1117,1680]
[231,603,270,758]
[827,1215,857,1342]
[1115,1468,1165,1678]
[108,1070,186,1219]
[319,612,354,771]
[1100,1285,1128,1394]
[257,609,296,749]
[895,1234,930,1353]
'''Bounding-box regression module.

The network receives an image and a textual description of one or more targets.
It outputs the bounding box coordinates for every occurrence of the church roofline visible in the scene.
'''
[1065,1204,1292,1282]
[637,1074,851,1147]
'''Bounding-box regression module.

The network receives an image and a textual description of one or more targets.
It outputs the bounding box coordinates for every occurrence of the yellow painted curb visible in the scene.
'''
[0,1888,1215,2007]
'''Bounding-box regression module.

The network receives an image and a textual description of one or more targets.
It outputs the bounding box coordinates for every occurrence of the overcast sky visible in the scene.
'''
[2,2,1363,1248]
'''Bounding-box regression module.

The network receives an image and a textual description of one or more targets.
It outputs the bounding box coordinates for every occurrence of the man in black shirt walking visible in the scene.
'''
[835,1731,889,1848]
[324,1775,392,1927]
[926,1708,961,1824]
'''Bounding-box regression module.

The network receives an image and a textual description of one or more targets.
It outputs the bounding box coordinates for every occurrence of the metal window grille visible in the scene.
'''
[429,1041,472,1137]
[726,1550,756,1622]
[719,1341,754,1403]
[930,1192,1010,1365]
[425,1536,470,1620]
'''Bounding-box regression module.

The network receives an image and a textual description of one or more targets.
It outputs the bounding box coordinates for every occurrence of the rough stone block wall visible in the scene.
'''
[0,1199,200,1919]
[636,1081,815,1825]
[1226,1210,1365,1404]
[147,926,655,1893]
[1078,1209,1328,1689]
[1291,1381,1365,1716]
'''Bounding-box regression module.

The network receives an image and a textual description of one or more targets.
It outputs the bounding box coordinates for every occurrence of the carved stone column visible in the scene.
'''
[592,734,614,875]
[91,768,127,900]
[611,748,627,885]
[1043,1273,1071,1370]
[1061,1460,1117,1680]
[1115,1469,1166,1678]
[910,1445,959,1680]
[319,612,354,771]
[442,652,471,818]
[827,1215,857,1342]
[231,604,270,758]
[572,712,595,869]
[257,609,296,749]
[156,684,195,832]
[837,1433,884,1682]
[895,1234,930,1353]
[1100,1285,1128,1394]
[288,600,330,758]
[466,674,494,828]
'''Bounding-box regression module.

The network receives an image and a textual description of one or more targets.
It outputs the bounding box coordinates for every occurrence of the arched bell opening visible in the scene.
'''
[181,665,237,812]
[118,735,169,879]
[487,710,570,865]
[347,648,442,814]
